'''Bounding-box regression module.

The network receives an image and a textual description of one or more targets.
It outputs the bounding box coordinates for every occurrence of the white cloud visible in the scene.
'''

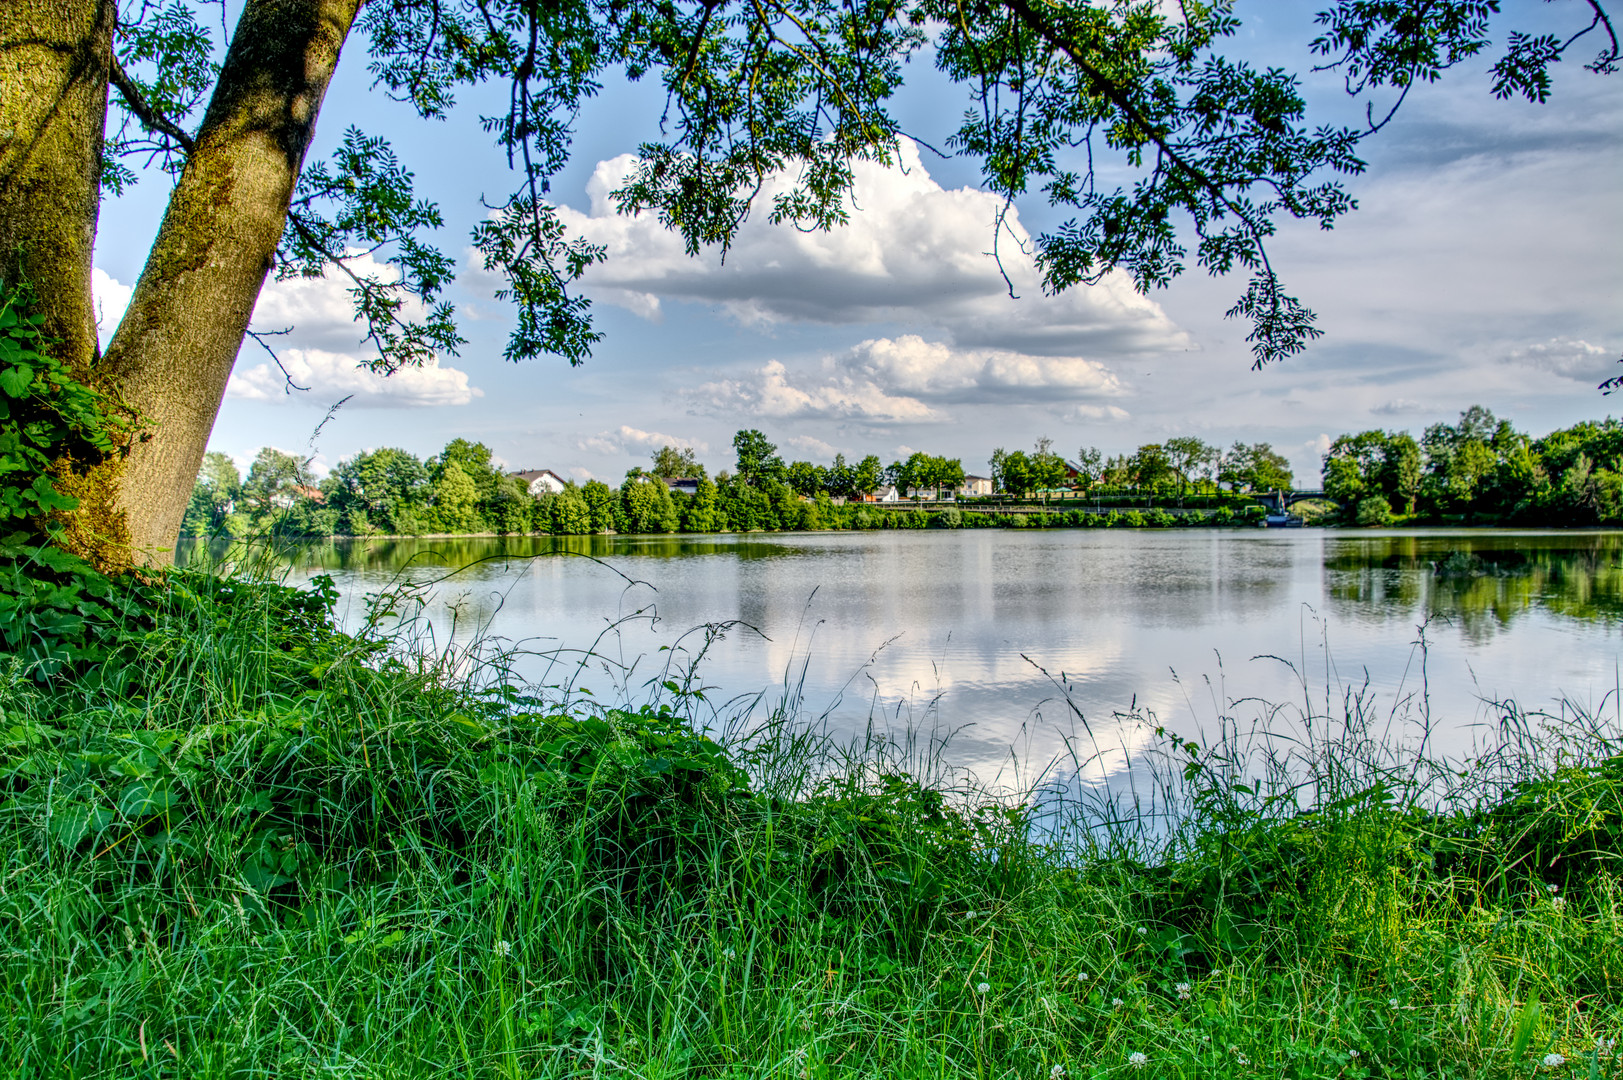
[1503,337,1617,382]
[215,252,484,408]
[685,335,1128,425]
[836,335,1126,402]
[691,359,947,424]
[1371,398,1425,416]
[92,268,132,349]
[1060,403,1132,422]
[227,349,481,408]
[558,141,1191,360]
[574,424,708,455]
[783,434,840,460]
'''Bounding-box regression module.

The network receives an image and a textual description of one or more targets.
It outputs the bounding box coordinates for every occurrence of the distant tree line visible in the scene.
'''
[1321,406,1623,526]
[185,409,1618,539]
[182,428,1277,539]
[991,436,1293,498]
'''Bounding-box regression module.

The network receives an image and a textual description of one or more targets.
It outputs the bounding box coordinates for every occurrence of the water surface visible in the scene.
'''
[186,529,1623,780]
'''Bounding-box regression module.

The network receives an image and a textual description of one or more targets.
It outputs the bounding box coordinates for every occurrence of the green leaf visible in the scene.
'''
[118,778,178,817]
[0,365,34,397]
[1509,993,1541,1062]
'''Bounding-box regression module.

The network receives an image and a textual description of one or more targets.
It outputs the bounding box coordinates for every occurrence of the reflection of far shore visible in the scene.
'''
[1324,529,1623,641]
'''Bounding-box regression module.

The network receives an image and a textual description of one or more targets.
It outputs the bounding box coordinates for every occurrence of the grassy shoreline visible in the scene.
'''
[2,569,1619,1077]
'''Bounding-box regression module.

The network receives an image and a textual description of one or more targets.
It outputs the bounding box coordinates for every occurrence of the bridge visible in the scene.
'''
[1253,489,1337,512]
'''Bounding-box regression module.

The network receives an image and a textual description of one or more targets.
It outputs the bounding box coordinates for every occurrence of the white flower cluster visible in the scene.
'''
[1127,1051,1148,1069]
[1175,982,1192,1001]
[1542,1052,1566,1069]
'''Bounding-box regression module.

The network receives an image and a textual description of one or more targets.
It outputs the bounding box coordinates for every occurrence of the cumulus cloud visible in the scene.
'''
[1503,337,1617,382]
[837,335,1125,402]
[92,268,133,348]
[686,335,1129,424]
[1060,403,1132,422]
[558,141,1191,360]
[691,359,947,424]
[1371,398,1425,415]
[227,349,481,408]
[575,424,708,455]
[217,252,483,408]
[782,434,840,459]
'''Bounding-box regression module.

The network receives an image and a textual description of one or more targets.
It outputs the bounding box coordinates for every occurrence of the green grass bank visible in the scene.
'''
[1,565,1620,1079]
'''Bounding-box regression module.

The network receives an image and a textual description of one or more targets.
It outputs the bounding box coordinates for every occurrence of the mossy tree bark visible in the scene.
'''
[1,0,359,567]
[101,0,362,564]
[0,0,114,382]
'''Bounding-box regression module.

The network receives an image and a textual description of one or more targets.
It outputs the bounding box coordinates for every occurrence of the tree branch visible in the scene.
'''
[109,56,196,154]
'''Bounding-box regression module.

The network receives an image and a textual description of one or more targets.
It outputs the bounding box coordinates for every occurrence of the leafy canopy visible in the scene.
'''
[104,0,1618,370]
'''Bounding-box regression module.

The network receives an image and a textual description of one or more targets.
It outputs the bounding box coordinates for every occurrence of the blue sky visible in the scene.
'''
[90,1,1623,485]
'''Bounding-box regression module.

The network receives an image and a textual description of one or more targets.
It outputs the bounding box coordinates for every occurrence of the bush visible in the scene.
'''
[1356,494,1394,526]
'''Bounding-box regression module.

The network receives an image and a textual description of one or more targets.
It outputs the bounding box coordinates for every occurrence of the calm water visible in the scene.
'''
[185,529,1623,782]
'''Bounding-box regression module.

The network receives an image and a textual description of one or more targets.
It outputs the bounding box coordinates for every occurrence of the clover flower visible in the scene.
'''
[1111,997,1124,1008]
[1542,1052,1565,1068]
[976,982,991,994]
[1551,896,1566,911]
[1135,926,1147,936]
[1049,1065,1066,1079]
[1547,884,1559,894]
[493,940,512,958]
[1127,1052,1147,1069]
[1389,998,1400,1009]
[1348,1049,1360,1059]
[1175,982,1192,1001]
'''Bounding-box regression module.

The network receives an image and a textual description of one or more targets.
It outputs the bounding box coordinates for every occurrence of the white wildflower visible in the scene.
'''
[1389,998,1400,1009]
[1542,1052,1565,1068]
[1551,897,1566,911]
[723,947,736,959]
[493,940,512,958]
[1127,1052,1148,1069]
[1049,1065,1066,1079]
[1135,926,1147,936]
[1077,972,1090,981]
[1348,1049,1360,1059]
[1176,982,1192,1001]
[1111,997,1124,1008]
[1547,883,1559,894]
[976,982,991,994]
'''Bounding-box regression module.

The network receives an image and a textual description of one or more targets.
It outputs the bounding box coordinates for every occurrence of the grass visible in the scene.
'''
[0,568,1619,1078]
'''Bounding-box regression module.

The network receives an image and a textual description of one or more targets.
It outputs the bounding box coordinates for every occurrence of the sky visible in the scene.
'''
[89,1,1623,486]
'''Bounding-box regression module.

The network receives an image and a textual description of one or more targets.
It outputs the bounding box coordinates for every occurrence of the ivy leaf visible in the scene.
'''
[0,365,35,397]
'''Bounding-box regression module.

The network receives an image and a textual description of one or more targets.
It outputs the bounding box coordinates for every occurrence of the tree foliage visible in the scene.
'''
[88,0,1618,380]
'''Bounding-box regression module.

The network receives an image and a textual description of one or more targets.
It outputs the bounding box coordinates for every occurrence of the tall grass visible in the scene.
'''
[0,569,1618,1078]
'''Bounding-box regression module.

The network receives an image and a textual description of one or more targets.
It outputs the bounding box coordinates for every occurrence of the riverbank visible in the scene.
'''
[2,561,1618,1076]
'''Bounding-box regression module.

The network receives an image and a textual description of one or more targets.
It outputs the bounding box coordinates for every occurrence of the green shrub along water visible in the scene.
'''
[0,561,1619,1078]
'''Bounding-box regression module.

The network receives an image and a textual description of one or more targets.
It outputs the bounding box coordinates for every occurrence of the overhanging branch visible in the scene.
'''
[109,56,196,154]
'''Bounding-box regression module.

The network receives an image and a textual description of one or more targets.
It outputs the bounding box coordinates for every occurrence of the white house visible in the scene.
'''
[512,469,566,496]
[869,484,901,503]
[960,475,993,497]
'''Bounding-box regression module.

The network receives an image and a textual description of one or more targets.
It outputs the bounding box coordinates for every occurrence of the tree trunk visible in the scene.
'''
[0,0,113,370]
[0,1,130,567]
[101,0,361,564]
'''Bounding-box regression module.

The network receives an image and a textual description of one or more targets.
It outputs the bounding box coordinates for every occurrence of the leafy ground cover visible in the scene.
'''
[0,566,1619,1078]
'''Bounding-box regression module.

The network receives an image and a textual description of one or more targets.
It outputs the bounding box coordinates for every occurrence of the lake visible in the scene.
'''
[184,528,1623,785]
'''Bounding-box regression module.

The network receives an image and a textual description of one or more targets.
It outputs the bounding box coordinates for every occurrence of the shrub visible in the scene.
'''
[1357,494,1394,526]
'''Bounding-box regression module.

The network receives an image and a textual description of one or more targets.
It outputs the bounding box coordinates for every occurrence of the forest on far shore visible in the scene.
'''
[181,407,1623,538]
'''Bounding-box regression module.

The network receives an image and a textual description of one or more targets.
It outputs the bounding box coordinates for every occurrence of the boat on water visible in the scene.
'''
[1265,512,1304,528]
